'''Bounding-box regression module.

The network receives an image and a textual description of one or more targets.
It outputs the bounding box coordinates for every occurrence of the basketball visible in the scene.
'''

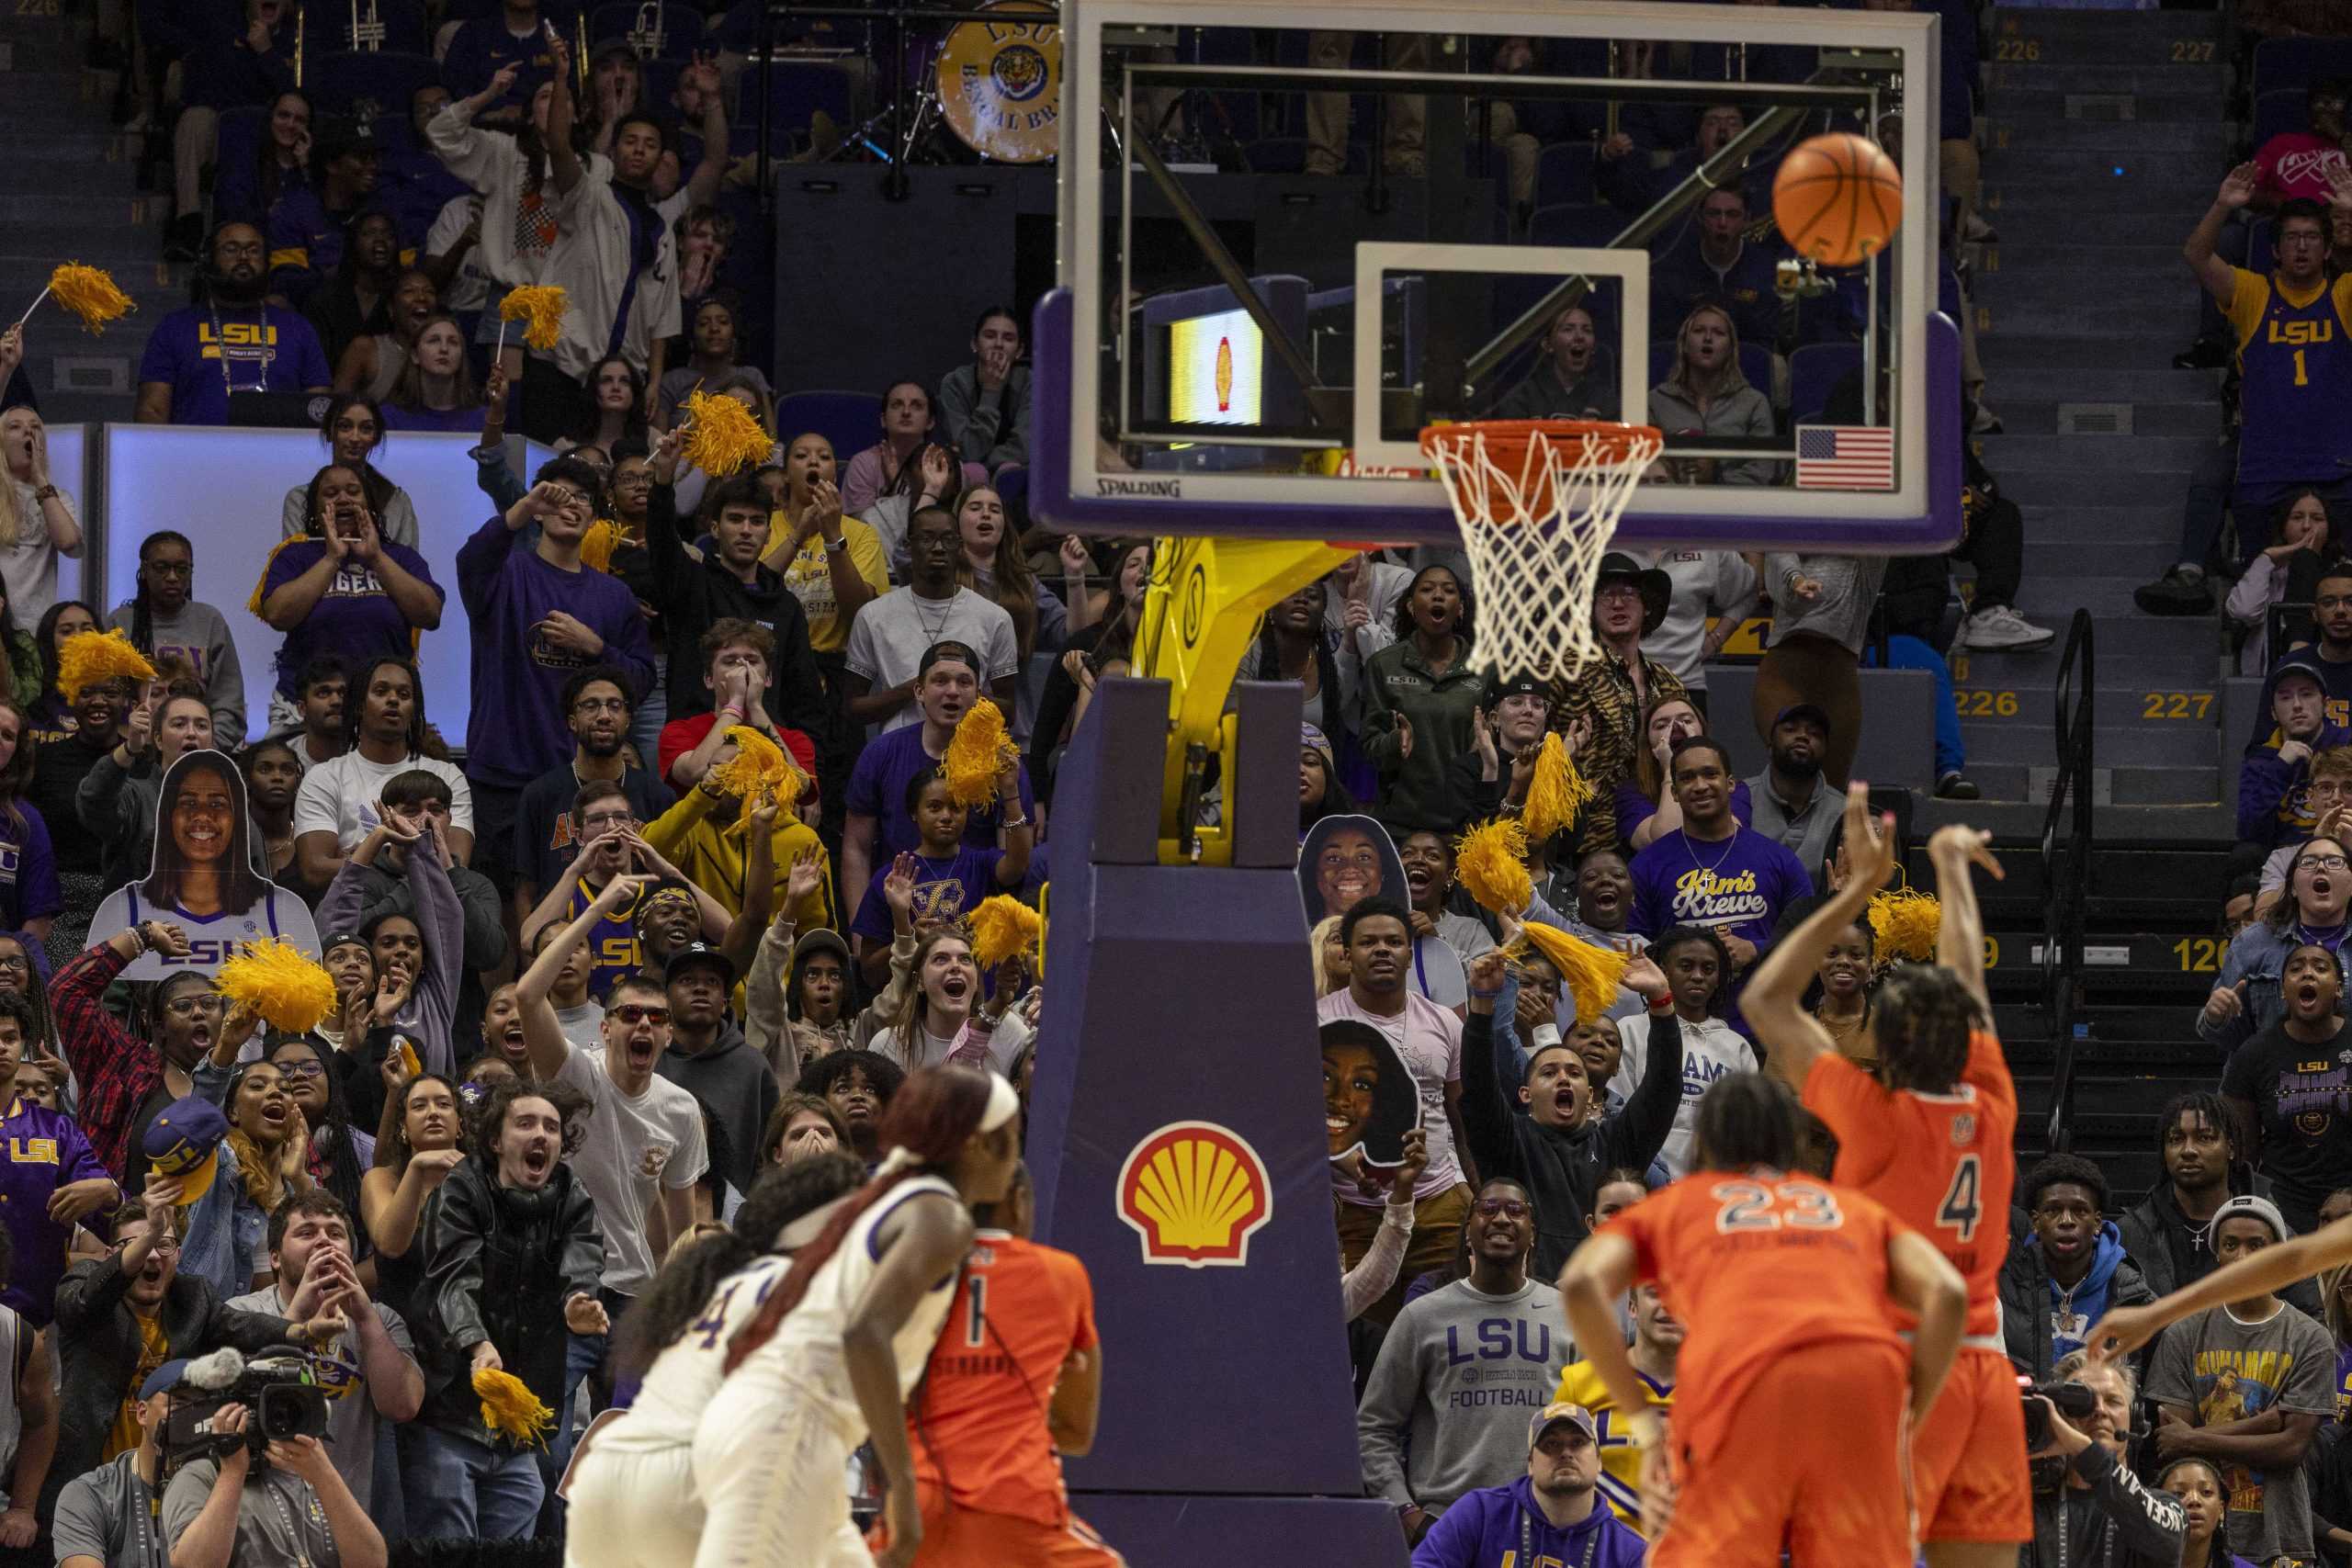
[1772,131,1904,267]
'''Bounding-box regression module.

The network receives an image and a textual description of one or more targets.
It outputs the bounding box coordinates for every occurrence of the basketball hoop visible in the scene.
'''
[1419,419,1664,682]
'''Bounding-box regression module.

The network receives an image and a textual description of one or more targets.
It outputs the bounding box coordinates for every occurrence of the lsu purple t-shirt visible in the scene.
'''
[0,1096,108,1325]
[1627,825,1814,949]
[258,538,444,698]
[136,305,331,425]
[847,847,1004,945]
[844,724,1036,862]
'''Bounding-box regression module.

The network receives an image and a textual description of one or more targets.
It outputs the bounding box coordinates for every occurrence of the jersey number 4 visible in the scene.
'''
[1938,1154,1984,1244]
[1711,1179,1843,1234]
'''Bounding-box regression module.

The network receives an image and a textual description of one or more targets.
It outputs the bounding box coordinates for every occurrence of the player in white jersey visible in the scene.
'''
[560,1151,867,1568]
[699,1065,1021,1568]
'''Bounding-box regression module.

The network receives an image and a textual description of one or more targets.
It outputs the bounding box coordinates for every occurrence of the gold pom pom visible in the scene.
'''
[680,389,774,479]
[56,628,155,701]
[472,1367,555,1448]
[969,895,1041,971]
[1453,818,1531,915]
[1520,733,1592,847]
[1510,921,1631,1028]
[45,264,136,335]
[216,938,340,1035]
[1868,887,1942,965]
[499,286,569,352]
[944,702,1018,808]
[580,519,625,573]
[708,726,806,824]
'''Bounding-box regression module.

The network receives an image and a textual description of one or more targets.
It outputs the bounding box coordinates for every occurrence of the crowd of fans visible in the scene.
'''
[0,0,2341,1565]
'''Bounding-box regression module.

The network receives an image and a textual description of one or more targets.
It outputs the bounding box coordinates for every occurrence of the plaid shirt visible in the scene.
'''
[1553,646,1688,857]
[51,942,161,1179]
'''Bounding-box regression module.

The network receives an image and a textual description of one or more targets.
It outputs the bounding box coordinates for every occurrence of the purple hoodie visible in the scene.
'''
[2236,657,2351,846]
[1408,1476,1649,1568]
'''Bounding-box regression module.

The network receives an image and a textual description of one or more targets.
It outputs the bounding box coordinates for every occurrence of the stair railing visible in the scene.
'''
[2041,609,2095,1153]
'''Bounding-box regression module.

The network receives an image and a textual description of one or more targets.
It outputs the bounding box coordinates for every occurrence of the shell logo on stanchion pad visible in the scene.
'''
[1115,1121,1272,1269]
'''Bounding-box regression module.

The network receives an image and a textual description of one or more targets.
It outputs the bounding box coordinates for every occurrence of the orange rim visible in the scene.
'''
[1418,418,1663,469]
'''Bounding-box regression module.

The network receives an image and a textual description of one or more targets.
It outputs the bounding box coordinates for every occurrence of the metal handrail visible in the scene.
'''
[2041,608,2095,1153]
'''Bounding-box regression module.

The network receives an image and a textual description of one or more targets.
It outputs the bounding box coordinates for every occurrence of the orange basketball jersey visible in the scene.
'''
[1802,1030,2017,1339]
[909,1231,1099,1531]
[1602,1170,1911,1467]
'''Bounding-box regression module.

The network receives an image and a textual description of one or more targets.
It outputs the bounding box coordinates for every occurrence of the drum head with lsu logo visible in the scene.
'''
[939,1,1061,164]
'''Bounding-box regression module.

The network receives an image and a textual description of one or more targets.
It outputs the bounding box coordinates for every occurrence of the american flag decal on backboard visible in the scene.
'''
[1794,424,1896,490]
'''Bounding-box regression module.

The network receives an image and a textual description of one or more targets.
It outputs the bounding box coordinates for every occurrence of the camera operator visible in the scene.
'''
[2021,1351,2188,1568]
[156,1386,386,1568]
[44,1176,336,1529]
[54,1358,177,1568]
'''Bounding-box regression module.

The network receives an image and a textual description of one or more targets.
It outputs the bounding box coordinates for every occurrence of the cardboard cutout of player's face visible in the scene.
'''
[91,748,322,979]
[1320,1019,1420,1168]
[1299,814,1405,925]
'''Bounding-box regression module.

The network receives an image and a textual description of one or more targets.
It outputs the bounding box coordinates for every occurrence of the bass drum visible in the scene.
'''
[938,2,1061,164]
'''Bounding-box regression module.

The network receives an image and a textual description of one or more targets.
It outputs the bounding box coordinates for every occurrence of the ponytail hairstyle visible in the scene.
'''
[129,531,195,657]
[615,1150,864,1383]
[724,1065,1000,1372]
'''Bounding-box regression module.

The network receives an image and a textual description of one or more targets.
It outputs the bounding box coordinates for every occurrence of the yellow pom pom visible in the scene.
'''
[1511,921,1631,1028]
[1868,887,1942,964]
[472,1367,555,1449]
[215,939,340,1035]
[499,286,568,351]
[968,895,1041,972]
[580,519,625,573]
[1453,818,1532,915]
[944,702,1018,808]
[708,726,806,824]
[1521,733,1592,846]
[56,628,155,701]
[680,389,774,479]
[45,264,136,335]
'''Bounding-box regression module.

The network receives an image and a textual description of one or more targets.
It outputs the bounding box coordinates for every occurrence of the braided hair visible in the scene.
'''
[128,531,194,657]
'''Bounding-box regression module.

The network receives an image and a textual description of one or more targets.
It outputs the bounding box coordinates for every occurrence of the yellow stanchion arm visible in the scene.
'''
[1132,536,1351,864]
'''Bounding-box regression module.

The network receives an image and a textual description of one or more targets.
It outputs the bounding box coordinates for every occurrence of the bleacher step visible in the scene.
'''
[1993,400,2221,437]
[1987,63,2227,96]
[1989,90,2230,123]
[1977,433,2215,470]
[1975,297,2201,337]
[1977,208,2208,247]
[1983,118,2233,154]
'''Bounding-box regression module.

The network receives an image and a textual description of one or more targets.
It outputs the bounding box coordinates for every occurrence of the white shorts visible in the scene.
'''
[691,1365,868,1568]
[561,1439,705,1568]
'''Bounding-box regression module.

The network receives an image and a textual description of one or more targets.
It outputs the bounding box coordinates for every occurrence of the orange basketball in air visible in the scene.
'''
[1772,132,1904,267]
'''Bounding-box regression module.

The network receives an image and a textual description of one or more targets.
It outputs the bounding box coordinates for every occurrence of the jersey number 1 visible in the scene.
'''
[2296,348,2310,388]
[1938,1154,1984,1244]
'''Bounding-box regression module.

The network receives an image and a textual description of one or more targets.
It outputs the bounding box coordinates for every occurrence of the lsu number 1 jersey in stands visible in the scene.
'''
[1800,1029,2017,1336]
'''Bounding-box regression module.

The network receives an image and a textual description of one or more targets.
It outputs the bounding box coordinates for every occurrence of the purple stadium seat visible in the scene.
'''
[775,390,885,467]
[1528,202,1618,247]
[2251,37,2352,100]
[1534,141,1597,207]
[1789,341,1862,426]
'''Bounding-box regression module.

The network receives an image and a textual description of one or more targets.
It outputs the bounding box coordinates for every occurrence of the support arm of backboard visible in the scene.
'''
[1136,536,1351,863]
[1127,136,1337,428]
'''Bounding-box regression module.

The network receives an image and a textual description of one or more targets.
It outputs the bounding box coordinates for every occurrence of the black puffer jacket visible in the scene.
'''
[415,1156,604,1445]
[2019,1445,2187,1568]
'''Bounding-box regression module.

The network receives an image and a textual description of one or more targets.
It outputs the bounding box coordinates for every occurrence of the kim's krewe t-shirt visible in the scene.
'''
[1627,825,1815,950]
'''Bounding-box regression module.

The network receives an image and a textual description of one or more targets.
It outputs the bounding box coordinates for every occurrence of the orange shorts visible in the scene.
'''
[1656,1340,1914,1568]
[1911,1345,2032,1543]
[908,1486,1126,1568]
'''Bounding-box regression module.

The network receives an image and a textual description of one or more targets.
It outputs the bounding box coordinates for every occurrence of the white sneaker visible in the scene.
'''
[1959,604,2056,650]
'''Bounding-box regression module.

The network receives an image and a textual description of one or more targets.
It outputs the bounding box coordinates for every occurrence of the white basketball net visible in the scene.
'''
[1420,423,1663,682]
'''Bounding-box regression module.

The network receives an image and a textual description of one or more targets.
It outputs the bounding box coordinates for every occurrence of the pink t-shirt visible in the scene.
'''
[2255,131,2349,205]
[1320,987,1465,1207]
